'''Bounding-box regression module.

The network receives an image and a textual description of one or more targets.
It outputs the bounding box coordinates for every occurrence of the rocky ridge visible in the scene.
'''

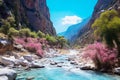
[58,18,90,44]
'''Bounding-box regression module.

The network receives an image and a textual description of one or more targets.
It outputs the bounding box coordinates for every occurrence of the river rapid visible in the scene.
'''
[16,49,120,80]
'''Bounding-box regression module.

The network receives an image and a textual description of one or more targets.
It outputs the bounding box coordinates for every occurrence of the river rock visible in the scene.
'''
[57,65,62,67]
[80,66,93,70]
[0,68,17,80]
[23,55,33,62]
[20,60,30,67]
[31,54,39,59]
[30,61,45,68]
[67,58,73,61]
[0,76,8,80]
[113,67,120,75]
[50,62,58,65]
[14,57,24,66]
[70,61,78,65]
[17,57,30,67]
[15,57,29,67]
[0,56,15,66]
[26,76,35,80]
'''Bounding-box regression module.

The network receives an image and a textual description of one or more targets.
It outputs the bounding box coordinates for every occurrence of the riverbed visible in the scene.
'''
[16,49,120,80]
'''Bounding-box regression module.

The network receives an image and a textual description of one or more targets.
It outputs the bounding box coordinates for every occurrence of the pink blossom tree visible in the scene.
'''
[14,37,47,57]
[83,42,117,70]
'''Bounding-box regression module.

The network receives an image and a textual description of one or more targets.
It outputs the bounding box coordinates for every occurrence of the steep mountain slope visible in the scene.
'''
[58,18,90,43]
[0,0,56,35]
[75,0,120,46]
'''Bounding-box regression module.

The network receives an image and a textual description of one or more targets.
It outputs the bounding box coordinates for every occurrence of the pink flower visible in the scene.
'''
[14,37,46,57]
[83,42,117,68]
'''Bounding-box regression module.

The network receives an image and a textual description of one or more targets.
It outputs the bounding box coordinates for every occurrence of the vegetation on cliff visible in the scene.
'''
[83,9,120,71]
[92,9,120,57]
[0,0,68,55]
[0,17,68,54]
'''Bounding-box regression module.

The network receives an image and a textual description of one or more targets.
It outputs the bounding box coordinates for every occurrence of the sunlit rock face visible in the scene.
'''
[2,0,56,35]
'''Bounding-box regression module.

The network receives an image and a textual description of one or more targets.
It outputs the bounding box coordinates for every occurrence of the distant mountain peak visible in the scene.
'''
[58,17,90,43]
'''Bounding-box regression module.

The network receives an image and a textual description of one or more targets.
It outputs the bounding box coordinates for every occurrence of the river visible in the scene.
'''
[16,49,120,80]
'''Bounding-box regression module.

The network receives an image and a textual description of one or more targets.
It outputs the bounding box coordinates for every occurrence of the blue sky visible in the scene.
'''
[46,0,98,33]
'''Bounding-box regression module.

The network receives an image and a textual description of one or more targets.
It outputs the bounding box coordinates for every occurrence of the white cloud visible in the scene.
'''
[61,15,82,25]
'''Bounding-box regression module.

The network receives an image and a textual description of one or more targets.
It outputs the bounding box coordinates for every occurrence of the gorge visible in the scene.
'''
[0,0,120,80]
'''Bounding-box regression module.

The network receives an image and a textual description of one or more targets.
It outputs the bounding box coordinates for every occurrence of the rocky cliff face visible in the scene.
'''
[81,0,118,31]
[76,0,120,46]
[0,0,56,35]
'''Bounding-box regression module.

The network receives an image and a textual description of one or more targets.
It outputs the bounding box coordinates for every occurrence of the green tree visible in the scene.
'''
[57,36,67,48]
[19,28,31,37]
[7,17,16,28]
[0,19,11,34]
[45,34,57,45]
[92,9,120,57]
[8,27,19,37]
[0,16,16,34]
[30,31,37,38]
[37,31,45,38]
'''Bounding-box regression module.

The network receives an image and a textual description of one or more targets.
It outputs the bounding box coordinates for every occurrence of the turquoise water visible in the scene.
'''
[16,67,120,80]
[16,50,120,80]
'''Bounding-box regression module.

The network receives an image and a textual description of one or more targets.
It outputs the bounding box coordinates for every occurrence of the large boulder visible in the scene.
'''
[23,55,33,62]
[50,62,58,65]
[30,61,45,68]
[0,76,8,80]
[19,59,30,67]
[0,56,16,66]
[113,67,120,75]
[0,68,17,80]
[16,57,31,67]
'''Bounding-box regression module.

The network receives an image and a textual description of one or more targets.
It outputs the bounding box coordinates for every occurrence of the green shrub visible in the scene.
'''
[0,16,16,34]
[46,34,57,44]
[19,28,31,37]
[30,31,38,38]
[8,28,19,37]
[57,36,68,48]
[92,9,120,57]
[37,31,45,38]
[0,19,11,34]
[7,17,16,27]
